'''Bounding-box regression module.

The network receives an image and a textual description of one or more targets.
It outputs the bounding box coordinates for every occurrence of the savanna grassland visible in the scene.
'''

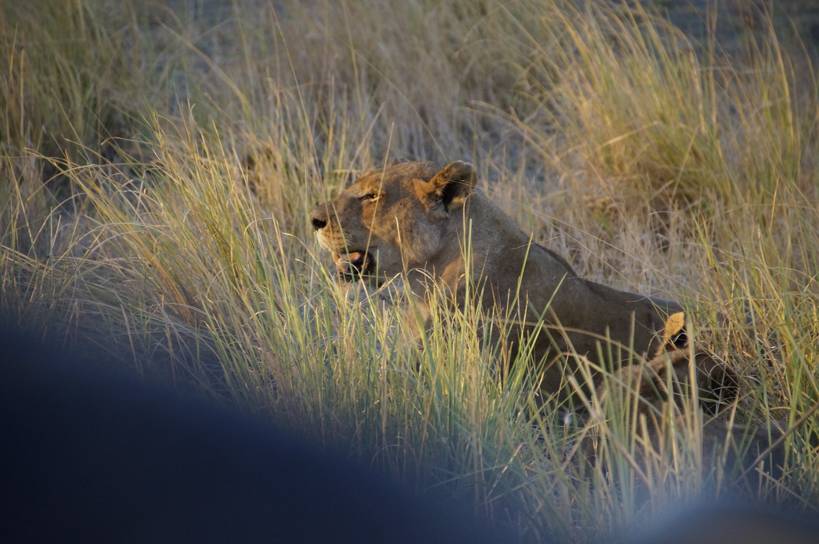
[1,0,817,541]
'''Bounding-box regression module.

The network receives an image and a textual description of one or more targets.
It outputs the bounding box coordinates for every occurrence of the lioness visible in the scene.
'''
[310,161,686,392]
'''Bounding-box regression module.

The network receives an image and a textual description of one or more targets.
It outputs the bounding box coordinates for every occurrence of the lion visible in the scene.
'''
[310,161,701,393]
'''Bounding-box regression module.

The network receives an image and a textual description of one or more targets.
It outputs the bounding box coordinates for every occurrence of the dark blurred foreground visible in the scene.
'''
[0,320,511,543]
[0,318,816,543]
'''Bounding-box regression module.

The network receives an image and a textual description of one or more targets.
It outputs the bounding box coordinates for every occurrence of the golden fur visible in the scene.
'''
[311,161,685,391]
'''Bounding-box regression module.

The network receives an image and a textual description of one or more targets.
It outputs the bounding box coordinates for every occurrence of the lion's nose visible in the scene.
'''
[310,205,329,231]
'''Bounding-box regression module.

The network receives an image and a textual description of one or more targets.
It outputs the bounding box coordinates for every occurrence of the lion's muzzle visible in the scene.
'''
[333,250,373,281]
[310,204,330,231]
[311,201,377,282]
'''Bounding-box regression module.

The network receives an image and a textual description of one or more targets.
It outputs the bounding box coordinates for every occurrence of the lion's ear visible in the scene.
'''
[429,161,476,209]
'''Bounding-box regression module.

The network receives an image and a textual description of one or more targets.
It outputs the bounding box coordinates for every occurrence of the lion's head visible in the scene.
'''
[310,161,476,282]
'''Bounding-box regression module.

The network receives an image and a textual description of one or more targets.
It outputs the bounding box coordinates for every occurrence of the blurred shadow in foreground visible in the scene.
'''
[626,501,818,544]
[1,317,816,543]
[0,319,512,543]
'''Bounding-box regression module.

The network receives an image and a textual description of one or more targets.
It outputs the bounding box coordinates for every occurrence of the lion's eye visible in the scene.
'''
[358,192,379,202]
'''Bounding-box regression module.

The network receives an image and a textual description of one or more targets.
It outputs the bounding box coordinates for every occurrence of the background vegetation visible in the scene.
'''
[1,0,816,540]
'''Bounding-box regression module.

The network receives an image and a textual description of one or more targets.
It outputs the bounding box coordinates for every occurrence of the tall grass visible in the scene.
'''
[1,0,816,540]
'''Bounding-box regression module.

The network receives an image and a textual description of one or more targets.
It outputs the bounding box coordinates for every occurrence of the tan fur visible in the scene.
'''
[311,161,684,392]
